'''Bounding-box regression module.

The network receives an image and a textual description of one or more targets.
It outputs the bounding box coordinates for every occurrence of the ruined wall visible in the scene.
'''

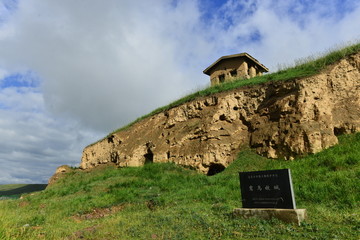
[81,52,360,174]
[209,58,265,86]
[210,58,247,85]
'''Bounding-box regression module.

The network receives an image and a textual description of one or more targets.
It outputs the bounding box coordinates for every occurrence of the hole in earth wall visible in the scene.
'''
[219,114,227,121]
[230,69,237,77]
[144,149,154,164]
[219,74,225,83]
[334,127,346,136]
[207,163,225,176]
[107,135,114,143]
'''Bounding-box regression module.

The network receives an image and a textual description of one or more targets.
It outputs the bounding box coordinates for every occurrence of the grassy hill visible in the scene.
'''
[1,43,359,239]
[0,132,358,239]
[0,184,48,199]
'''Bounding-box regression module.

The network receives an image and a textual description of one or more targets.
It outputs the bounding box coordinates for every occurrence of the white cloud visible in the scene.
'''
[0,68,7,79]
[0,82,103,184]
[0,0,359,183]
[1,0,357,130]
[202,0,360,70]
[0,0,213,132]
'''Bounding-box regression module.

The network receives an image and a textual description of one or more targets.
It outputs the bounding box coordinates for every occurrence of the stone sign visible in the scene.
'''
[239,169,296,209]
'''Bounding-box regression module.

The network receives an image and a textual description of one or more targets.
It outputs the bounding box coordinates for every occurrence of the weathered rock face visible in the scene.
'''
[80,52,360,174]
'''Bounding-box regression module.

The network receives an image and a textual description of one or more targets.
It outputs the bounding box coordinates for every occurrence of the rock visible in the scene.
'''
[48,165,73,186]
[80,52,360,174]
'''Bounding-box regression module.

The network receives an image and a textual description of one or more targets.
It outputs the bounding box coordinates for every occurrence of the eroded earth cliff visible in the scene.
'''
[80,52,360,175]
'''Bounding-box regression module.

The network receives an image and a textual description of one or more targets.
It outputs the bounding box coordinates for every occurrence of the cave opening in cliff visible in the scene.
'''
[207,163,225,176]
[334,127,346,136]
[144,149,154,164]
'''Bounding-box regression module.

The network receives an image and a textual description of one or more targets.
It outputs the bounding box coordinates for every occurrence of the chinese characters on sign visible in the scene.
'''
[239,169,296,209]
[249,184,280,192]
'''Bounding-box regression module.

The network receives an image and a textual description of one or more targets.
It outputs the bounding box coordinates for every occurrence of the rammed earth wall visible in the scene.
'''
[80,52,360,175]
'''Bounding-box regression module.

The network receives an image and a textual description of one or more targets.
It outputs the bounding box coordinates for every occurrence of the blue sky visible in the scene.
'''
[0,0,359,184]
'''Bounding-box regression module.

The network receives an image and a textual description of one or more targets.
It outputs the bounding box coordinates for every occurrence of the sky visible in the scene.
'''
[0,0,359,184]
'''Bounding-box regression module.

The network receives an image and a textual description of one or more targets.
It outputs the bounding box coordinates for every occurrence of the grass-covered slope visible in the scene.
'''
[0,132,359,239]
[0,184,48,198]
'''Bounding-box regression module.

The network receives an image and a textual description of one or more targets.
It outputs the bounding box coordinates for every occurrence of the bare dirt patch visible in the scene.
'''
[72,204,125,222]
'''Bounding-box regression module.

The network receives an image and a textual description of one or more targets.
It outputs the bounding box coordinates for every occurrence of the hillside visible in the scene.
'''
[79,45,360,175]
[0,184,47,198]
[1,45,360,239]
[0,132,359,239]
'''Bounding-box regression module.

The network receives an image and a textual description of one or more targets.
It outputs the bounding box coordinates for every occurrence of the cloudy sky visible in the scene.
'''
[0,0,359,184]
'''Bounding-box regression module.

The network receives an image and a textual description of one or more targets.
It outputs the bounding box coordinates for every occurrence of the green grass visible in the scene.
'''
[101,41,360,140]
[0,184,48,198]
[0,184,28,191]
[0,132,359,239]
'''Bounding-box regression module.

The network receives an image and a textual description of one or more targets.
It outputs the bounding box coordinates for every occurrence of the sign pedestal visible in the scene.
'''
[233,208,307,226]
